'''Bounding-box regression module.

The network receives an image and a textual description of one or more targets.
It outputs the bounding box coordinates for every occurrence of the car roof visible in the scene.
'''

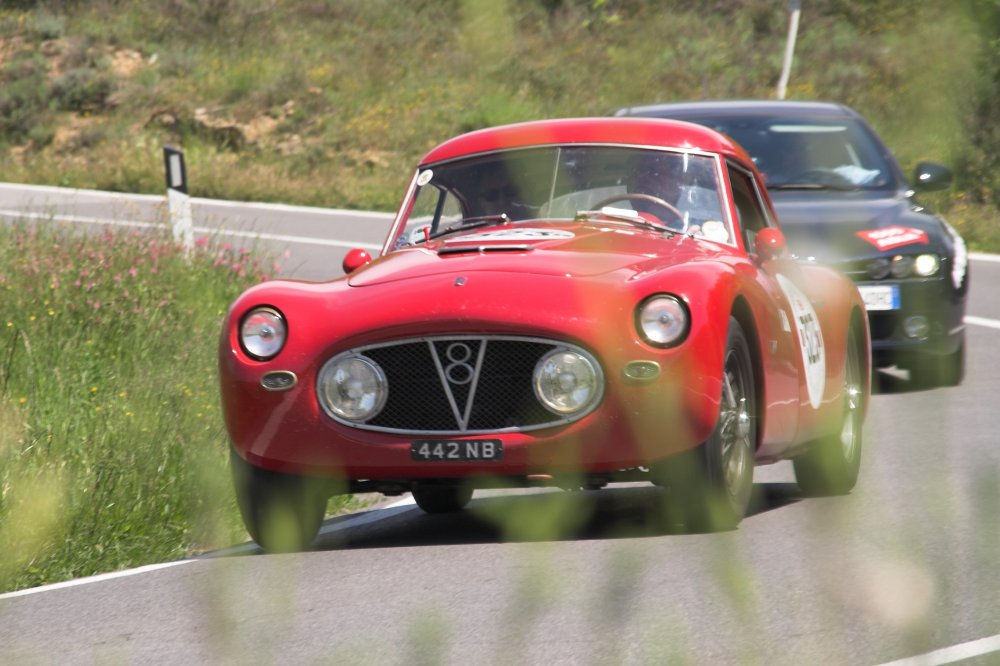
[615,99,861,120]
[419,117,755,168]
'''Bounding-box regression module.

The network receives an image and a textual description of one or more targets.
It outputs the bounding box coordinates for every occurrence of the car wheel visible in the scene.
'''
[412,483,474,514]
[904,352,939,389]
[657,317,756,532]
[230,448,328,552]
[793,326,865,496]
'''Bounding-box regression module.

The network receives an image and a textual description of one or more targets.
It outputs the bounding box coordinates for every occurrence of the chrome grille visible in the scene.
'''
[326,335,602,435]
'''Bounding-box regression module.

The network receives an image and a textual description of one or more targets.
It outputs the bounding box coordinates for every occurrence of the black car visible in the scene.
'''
[616,100,968,387]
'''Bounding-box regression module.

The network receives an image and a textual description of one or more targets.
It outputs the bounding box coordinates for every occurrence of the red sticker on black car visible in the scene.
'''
[856,226,928,251]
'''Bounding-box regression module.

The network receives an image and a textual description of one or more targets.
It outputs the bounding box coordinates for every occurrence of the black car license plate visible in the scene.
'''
[411,439,503,462]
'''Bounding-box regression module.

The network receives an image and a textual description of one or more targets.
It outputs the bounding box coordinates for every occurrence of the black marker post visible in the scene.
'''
[163,145,193,254]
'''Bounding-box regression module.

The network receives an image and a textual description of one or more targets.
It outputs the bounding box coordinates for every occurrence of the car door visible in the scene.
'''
[726,161,829,456]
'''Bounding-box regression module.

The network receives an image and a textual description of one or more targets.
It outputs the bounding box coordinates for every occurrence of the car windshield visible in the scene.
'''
[676,115,895,190]
[394,146,731,248]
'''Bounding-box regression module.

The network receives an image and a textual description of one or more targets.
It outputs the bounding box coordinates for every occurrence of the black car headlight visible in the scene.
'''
[913,253,940,277]
[240,307,287,360]
[890,255,914,278]
[868,254,939,280]
[867,258,891,280]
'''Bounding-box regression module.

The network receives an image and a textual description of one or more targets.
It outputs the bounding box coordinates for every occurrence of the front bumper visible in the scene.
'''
[860,276,965,357]
[222,333,723,481]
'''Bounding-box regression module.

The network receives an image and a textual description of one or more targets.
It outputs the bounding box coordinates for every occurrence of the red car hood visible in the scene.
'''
[349,221,728,287]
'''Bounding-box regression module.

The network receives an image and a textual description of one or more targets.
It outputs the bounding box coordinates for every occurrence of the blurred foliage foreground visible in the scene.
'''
[0,0,998,249]
[3,0,1000,594]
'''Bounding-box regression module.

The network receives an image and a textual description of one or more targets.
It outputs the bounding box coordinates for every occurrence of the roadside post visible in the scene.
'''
[776,0,802,100]
[163,145,194,254]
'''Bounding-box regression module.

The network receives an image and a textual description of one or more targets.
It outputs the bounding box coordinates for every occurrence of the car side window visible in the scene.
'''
[727,164,769,250]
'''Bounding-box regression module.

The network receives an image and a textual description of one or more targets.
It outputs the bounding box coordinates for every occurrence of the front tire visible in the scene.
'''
[230,448,328,552]
[793,326,865,495]
[937,337,965,387]
[656,318,756,532]
[412,483,474,514]
[904,334,965,389]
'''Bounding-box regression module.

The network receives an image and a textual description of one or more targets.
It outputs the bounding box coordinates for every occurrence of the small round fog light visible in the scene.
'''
[903,315,930,340]
[240,308,287,360]
[637,295,689,347]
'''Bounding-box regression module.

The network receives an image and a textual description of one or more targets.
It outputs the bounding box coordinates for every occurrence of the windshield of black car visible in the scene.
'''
[674,116,896,190]
[394,146,732,248]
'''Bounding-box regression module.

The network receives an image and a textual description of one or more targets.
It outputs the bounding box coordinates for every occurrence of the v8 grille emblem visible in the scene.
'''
[429,340,487,431]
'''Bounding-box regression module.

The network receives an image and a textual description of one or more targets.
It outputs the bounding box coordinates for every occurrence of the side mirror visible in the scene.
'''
[913,161,953,192]
[342,248,372,274]
[754,227,787,262]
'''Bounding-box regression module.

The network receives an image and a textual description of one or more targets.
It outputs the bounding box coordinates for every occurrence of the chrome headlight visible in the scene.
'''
[240,307,287,360]
[533,349,602,415]
[317,355,388,422]
[914,253,940,277]
[636,295,689,347]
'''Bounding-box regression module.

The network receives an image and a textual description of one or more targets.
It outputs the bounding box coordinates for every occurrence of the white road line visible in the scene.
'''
[0,182,395,221]
[0,182,164,203]
[969,251,1000,263]
[1,208,160,230]
[0,560,194,601]
[195,196,394,220]
[875,634,1000,666]
[0,498,417,600]
[0,209,382,252]
[966,315,1000,330]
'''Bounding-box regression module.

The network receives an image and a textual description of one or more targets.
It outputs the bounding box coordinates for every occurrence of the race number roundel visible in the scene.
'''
[776,274,826,409]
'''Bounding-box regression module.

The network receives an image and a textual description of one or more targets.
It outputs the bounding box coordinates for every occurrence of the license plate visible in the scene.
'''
[858,284,900,311]
[411,439,503,462]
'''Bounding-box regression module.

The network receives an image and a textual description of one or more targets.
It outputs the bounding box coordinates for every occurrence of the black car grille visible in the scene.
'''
[330,336,603,435]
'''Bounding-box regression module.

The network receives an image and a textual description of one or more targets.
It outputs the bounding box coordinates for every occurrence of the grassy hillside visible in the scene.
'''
[1,0,999,249]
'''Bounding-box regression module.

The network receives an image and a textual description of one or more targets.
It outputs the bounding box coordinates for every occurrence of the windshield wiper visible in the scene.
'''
[575,208,679,235]
[428,214,510,241]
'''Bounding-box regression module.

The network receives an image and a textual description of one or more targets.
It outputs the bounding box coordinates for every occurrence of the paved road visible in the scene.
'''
[2,184,1000,665]
[0,183,392,282]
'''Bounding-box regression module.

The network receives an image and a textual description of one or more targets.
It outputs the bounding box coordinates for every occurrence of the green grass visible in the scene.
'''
[0,221,372,592]
[0,222,299,591]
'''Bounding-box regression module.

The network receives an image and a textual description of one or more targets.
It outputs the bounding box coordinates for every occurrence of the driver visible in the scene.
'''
[470,165,516,217]
[626,151,723,234]
[466,160,536,221]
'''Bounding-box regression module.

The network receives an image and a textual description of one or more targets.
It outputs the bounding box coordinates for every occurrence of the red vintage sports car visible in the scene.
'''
[220,117,871,551]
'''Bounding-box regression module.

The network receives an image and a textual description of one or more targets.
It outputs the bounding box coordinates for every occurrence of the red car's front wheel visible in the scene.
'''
[656,317,756,532]
[230,448,328,552]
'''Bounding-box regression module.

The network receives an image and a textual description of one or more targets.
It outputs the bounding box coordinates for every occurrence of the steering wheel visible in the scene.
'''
[592,193,686,230]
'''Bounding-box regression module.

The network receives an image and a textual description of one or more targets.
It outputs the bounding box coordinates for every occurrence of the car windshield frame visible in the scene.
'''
[386,144,737,252]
